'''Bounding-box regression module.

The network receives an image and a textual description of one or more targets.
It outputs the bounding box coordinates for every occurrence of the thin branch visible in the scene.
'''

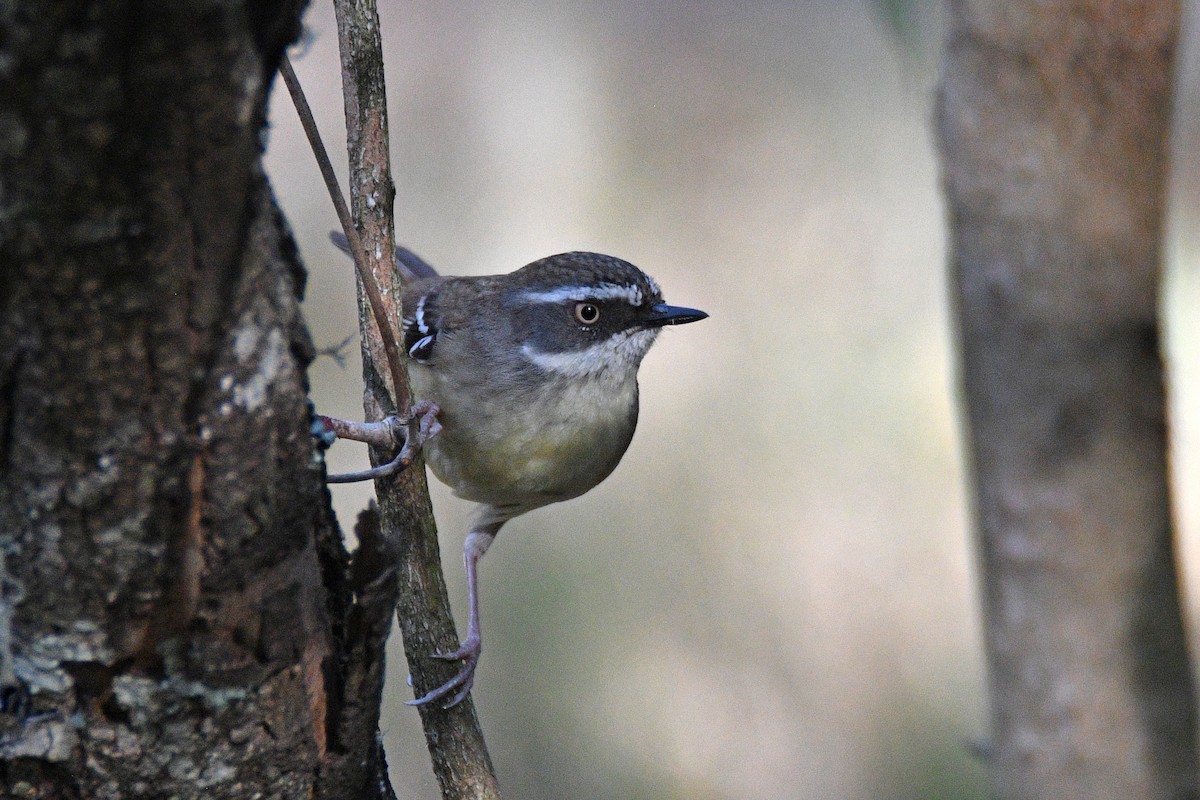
[329,2,502,798]
[313,331,358,368]
[279,54,409,407]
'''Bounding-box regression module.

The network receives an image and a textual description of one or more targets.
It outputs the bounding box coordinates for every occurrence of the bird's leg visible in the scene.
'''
[319,400,442,483]
[408,525,498,708]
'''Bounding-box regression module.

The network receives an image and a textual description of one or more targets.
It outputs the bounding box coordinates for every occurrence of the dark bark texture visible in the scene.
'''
[0,2,395,797]
[939,3,1196,799]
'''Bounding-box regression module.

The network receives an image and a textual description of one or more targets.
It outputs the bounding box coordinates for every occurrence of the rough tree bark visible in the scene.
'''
[0,2,398,797]
[938,3,1196,799]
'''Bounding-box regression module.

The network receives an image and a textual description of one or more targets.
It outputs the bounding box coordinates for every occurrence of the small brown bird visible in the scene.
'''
[330,232,706,707]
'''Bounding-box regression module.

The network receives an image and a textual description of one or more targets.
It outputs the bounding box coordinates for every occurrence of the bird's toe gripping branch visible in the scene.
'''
[408,636,481,709]
[318,400,442,483]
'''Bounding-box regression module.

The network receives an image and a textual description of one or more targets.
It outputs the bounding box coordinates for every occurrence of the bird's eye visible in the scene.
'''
[574,302,600,325]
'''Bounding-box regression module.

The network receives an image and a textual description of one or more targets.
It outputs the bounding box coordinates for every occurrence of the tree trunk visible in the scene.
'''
[0,2,396,797]
[938,3,1196,798]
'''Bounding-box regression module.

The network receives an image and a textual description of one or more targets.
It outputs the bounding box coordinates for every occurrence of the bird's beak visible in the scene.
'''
[643,303,709,327]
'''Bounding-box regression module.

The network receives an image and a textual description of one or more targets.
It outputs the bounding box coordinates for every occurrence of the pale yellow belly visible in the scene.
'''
[415,369,638,513]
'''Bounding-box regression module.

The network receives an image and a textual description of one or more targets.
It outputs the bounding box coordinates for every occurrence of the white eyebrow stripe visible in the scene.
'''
[521,283,644,306]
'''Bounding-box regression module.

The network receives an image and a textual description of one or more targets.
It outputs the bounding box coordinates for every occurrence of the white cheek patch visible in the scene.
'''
[522,283,644,306]
[521,329,659,378]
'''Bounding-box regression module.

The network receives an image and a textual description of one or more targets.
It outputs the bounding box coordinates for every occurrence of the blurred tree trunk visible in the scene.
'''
[0,2,398,797]
[938,3,1196,799]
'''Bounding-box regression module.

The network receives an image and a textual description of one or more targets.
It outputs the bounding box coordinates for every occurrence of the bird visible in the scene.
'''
[329,231,707,707]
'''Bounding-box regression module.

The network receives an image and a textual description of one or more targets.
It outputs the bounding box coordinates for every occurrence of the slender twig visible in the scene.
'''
[313,331,358,367]
[279,54,409,407]
[328,2,502,796]
[279,52,404,800]
[318,415,401,451]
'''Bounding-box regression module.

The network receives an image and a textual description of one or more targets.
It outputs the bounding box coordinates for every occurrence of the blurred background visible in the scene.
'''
[265,3,1200,798]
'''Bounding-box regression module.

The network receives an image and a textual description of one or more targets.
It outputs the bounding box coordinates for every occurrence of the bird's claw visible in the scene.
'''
[407,637,480,709]
[406,399,444,448]
[324,401,442,483]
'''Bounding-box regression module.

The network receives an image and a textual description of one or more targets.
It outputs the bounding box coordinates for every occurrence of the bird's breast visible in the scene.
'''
[412,364,640,512]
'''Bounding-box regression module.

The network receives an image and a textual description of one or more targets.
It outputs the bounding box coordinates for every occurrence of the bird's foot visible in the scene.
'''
[407,635,481,709]
[322,400,442,483]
